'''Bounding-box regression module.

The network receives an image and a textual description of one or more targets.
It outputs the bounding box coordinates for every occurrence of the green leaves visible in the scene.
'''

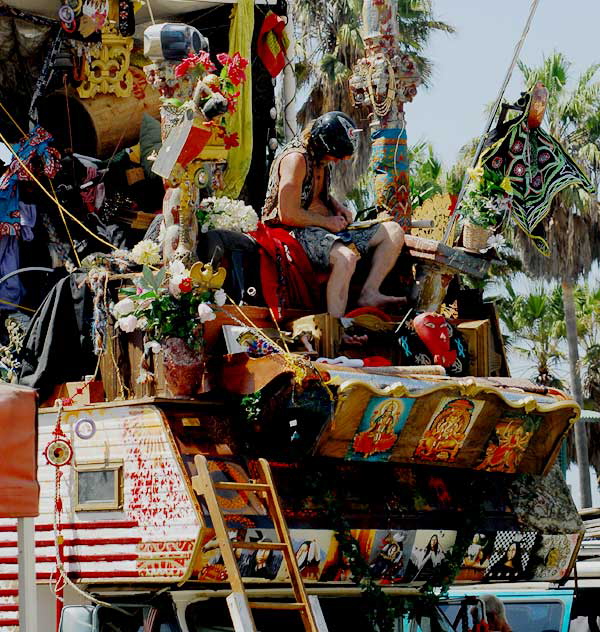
[140,265,165,294]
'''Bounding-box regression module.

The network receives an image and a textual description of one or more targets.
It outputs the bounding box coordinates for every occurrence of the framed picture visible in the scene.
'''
[222,325,280,356]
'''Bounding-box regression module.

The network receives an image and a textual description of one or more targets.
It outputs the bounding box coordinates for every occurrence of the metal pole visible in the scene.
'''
[17,517,38,632]
[443,0,542,243]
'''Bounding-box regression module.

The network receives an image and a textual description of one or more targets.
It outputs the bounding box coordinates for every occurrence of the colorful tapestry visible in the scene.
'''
[481,93,594,255]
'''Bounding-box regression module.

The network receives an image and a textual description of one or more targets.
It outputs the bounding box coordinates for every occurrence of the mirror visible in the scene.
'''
[59,605,98,632]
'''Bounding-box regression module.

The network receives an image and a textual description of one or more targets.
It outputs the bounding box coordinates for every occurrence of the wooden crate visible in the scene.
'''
[454,319,491,377]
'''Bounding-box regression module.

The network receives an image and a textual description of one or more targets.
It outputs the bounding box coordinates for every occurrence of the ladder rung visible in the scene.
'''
[231,541,287,551]
[248,601,306,611]
[214,481,270,492]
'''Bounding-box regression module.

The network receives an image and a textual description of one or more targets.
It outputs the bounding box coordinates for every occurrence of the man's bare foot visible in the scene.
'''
[358,289,408,310]
[341,333,369,346]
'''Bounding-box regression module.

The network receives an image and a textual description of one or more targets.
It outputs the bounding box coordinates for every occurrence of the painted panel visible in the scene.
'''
[0,405,202,585]
[414,398,484,463]
[475,411,542,473]
[484,531,538,582]
[403,530,457,582]
[347,397,415,461]
[531,533,581,581]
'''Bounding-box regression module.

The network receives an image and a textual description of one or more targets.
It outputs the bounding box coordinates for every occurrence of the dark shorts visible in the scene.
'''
[291,225,379,269]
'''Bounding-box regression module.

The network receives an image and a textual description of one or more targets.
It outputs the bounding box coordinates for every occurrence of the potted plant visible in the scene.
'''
[459,166,512,252]
[111,252,227,397]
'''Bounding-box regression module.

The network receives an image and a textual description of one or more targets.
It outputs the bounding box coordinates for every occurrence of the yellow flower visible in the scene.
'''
[500,176,513,194]
[467,166,484,184]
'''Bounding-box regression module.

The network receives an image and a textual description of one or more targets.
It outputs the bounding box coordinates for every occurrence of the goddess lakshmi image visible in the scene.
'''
[349,397,413,461]
[475,412,541,473]
[414,397,482,462]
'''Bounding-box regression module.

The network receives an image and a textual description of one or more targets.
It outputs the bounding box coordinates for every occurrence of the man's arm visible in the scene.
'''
[278,153,348,232]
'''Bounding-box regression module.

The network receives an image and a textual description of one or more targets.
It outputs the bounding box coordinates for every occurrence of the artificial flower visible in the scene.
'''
[467,166,484,184]
[484,234,507,252]
[214,288,227,306]
[130,239,161,266]
[144,340,162,354]
[223,132,240,150]
[500,176,514,194]
[179,277,193,293]
[117,314,139,333]
[175,51,216,78]
[113,297,135,318]
[220,52,249,86]
[197,302,216,323]
[168,260,187,277]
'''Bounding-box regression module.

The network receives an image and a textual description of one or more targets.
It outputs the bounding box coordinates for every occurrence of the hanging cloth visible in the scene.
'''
[480,92,595,255]
[257,11,289,78]
[220,0,254,198]
[250,223,319,319]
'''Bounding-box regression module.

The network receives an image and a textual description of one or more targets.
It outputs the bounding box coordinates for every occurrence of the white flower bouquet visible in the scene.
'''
[197,196,259,234]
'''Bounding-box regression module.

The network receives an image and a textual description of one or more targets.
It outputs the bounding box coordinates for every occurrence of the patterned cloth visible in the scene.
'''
[292,224,379,269]
[0,126,61,237]
[481,93,595,255]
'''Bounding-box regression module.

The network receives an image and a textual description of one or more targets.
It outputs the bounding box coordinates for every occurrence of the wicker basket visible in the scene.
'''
[463,222,493,251]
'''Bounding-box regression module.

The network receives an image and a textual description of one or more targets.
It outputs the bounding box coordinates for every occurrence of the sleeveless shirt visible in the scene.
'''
[261,137,330,224]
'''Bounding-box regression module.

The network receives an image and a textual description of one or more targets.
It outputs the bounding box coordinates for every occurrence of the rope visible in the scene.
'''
[443,0,543,244]
[0,298,35,313]
[145,0,156,25]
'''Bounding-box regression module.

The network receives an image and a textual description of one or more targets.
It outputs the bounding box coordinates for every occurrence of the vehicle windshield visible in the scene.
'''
[439,599,565,632]
[186,597,454,632]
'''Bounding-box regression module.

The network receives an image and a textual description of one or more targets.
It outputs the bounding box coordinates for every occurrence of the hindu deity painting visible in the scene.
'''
[413,397,484,463]
[347,396,415,461]
[475,411,542,473]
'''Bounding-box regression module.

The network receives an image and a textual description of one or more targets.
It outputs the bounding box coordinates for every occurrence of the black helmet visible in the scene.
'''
[309,111,361,160]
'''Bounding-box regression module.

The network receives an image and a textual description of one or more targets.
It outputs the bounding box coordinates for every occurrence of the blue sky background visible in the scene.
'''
[406,0,600,168]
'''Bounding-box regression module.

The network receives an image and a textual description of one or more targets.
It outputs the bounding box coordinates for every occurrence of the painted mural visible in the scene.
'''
[347,397,415,461]
[475,411,542,473]
[414,397,484,462]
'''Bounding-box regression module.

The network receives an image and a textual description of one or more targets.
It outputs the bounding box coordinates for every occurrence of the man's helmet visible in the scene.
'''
[309,111,361,159]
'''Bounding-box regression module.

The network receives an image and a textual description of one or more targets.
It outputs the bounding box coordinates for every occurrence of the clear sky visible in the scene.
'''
[406,0,600,168]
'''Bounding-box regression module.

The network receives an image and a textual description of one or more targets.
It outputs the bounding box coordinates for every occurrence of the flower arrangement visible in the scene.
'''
[112,259,226,351]
[460,166,513,230]
[165,50,249,149]
[196,196,259,233]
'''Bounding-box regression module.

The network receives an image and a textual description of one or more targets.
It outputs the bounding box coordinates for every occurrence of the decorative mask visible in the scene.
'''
[412,312,457,368]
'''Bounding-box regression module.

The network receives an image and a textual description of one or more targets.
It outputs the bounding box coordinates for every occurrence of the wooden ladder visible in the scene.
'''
[192,455,328,632]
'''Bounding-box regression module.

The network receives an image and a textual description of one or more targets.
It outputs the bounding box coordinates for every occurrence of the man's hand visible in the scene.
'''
[335,205,354,223]
[323,214,349,233]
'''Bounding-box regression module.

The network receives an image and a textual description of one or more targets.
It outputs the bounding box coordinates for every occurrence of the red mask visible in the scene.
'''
[413,312,457,368]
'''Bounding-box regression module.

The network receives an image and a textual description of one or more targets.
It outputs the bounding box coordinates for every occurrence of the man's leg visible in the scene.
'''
[358,222,406,309]
[327,243,359,317]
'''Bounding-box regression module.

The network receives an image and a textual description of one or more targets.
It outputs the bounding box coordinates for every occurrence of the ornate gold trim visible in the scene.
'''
[77,35,134,99]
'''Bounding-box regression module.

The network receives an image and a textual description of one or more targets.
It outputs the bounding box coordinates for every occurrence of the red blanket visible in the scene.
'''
[250,223,321,319]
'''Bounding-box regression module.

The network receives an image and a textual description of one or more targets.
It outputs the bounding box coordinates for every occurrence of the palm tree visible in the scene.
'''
[292,0,454,195]
[495,280,564,387]
[516,53,600,506]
